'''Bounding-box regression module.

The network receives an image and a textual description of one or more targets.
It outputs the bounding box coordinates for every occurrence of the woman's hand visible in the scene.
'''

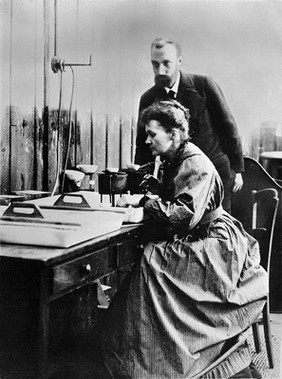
[116,195,141,208]
[139,174,161,195]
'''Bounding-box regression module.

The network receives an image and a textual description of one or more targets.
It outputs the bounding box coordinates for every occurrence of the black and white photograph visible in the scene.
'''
[0,0,282,378]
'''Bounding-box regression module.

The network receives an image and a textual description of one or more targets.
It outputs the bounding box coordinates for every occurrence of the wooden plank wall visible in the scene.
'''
[0,0,136,196]
[2,1,281,196]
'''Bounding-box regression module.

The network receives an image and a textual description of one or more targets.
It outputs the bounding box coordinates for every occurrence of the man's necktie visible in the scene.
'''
[167,90,176,99]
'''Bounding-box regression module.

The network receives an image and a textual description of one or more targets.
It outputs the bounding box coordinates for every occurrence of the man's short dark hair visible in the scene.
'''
[151,37,182,57]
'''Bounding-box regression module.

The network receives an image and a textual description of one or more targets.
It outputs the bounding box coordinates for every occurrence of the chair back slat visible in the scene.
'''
[250,188,279,273]
[251,202,257,229]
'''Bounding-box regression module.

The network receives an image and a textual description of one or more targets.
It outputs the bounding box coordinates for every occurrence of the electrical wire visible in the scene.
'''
[50,71,63,196]
[60,65,75,193]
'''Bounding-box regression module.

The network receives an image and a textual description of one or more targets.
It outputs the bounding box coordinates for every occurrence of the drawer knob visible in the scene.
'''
[81,263,92,276]
[85,263,91,273]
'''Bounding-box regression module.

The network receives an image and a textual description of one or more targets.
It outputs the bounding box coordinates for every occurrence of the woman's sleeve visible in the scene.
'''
[143,156,220,230]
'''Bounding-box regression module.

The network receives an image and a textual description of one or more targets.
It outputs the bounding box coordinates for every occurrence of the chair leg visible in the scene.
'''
[262,302,274,369]
[252,322,261,353]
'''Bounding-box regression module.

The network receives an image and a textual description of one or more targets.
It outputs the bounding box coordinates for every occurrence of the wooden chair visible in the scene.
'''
[231,157,282,313]
[249,188,279,369]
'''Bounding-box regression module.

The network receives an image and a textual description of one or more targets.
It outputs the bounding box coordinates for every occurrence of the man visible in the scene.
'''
[135,37,244,213]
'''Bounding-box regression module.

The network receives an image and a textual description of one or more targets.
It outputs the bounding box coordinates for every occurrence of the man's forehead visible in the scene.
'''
[151,44,178,59]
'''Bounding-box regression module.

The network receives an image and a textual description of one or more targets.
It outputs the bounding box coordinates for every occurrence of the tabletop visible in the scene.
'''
[260,151,282,160]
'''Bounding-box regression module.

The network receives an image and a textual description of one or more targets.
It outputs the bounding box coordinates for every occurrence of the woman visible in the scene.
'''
[100,101,267,378]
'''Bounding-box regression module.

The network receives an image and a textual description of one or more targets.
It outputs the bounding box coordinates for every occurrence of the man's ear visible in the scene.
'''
[178,55,183,66]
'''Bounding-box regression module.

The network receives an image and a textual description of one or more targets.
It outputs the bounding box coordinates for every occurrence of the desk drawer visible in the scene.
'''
[116,240,139,267]
[52,247,113,293]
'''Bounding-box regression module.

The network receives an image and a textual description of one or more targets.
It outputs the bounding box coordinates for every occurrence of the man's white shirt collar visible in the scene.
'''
[165,71,180,94]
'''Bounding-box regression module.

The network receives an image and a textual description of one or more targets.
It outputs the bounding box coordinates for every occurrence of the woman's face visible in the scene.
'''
[145,120,174,157]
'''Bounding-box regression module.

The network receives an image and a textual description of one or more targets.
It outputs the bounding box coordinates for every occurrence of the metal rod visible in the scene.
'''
[54,0,57,57]
[51,55,92,73]
[64,62,91,67]
[8,0,13,193]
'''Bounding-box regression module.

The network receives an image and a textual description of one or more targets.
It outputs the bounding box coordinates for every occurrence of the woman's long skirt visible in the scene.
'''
[100,214,268,378]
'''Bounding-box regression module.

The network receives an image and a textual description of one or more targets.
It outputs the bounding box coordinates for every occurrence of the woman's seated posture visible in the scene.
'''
[99,101,268,378]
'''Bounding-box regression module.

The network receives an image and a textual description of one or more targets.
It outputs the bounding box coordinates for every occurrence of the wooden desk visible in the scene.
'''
[0,225,142,379]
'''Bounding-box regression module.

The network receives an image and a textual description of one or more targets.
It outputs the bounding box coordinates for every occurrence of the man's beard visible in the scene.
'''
[154,75,172,88]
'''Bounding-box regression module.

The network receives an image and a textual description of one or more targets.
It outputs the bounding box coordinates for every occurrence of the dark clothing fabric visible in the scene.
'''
[134,72,244,212]
[230,362,262,378]
[101,144,267,379]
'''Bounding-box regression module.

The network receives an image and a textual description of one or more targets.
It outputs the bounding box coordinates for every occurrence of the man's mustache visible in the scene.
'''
[155,74,170,82]
[154,75,171,86]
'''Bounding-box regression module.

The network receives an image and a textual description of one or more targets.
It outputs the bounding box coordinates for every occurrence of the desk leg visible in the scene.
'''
[38,268,50,379]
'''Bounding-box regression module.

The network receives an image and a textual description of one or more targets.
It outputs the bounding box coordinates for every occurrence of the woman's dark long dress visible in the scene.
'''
[100,143,268,379]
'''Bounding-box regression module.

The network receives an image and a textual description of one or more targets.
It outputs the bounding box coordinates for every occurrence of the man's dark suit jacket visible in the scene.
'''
[134,71,244,211]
